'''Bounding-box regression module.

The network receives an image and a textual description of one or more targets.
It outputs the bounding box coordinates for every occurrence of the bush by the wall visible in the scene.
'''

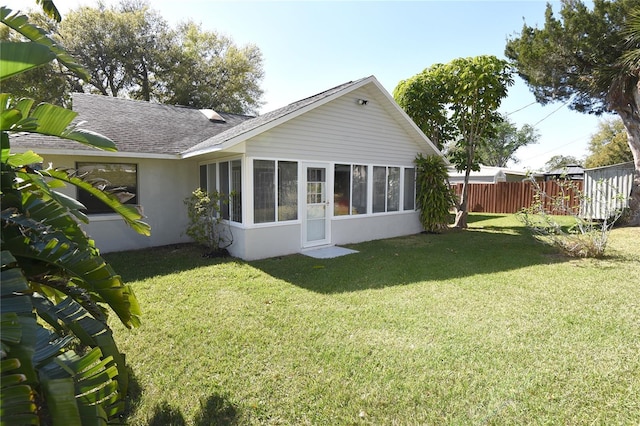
[414,154,456,233]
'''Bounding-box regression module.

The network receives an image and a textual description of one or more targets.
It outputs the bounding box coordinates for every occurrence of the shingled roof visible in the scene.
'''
[11,76,415,159]
[10,93,253,156]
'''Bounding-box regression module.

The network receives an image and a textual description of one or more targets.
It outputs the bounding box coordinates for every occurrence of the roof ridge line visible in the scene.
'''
[71,92,255,117]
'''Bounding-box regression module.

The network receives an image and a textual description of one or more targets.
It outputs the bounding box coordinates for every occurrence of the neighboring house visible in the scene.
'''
[581,161,636,220]
[543,164,585,181]
[448,165,533,184]
[12,76,443,260]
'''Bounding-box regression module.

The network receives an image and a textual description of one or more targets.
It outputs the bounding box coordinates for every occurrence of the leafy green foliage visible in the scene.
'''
[1,4,149,424]
[475,117,539,167]
[414,154,455,232]
[0,6,89,81]
[158,21,264,113]
[395,55,514,228]
[1,11,77,107]
[505,0,634,113]
[58,1,170,101]
[585,118,633,168]
[544,155,584,172]
[184,188,233,252]
[393,65,457,151]
[56,1,264,113]
[505,0,640,225]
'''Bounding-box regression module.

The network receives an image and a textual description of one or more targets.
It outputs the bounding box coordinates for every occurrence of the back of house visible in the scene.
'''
[11,76,443,260]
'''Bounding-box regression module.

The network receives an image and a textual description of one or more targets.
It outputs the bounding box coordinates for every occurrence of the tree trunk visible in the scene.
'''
[453,167,471,228]
[615,81,640,226]
[618,111,640,226]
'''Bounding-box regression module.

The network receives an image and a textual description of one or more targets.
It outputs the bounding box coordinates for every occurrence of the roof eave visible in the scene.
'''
[14,147,180,160]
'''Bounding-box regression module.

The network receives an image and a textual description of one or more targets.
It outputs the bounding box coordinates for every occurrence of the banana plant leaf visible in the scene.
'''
[31,167,151,235]
[41,378,82,425]
[0,253,39,422]
[2,7,140,424]
[1,268,129,424]
[0,384,38,424]
[2,202,141,328]
[56,297,129,396]
[0,7,89,81]
[35,0,62,22]
[4,150,43,168]
[40,347,125,423]
[0,41,55,80]
[32,327,75,365]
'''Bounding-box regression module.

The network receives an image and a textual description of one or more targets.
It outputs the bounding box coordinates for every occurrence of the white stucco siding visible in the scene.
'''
[38,154,198,253]
[246,86,432,165]
[331,211,422,246]
[230,223,301,260]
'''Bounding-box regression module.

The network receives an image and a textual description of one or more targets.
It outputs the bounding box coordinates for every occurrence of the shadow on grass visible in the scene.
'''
[250,225,569,294]
[146,394,240,426]
[121,343,240,425]
[122,366,143,420]
[466,213,508,223]
[104,216,571,294]
[104,243,238,282]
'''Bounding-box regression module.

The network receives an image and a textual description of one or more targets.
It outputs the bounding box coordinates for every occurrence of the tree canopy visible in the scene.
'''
[156,21,264,113]
[394,55,514,228]
[475,117,539,167]
[505,0,640,224]
[1,0,265,114]
[59,1,171,101]
[585,118,634,168]
[544,155,584,172]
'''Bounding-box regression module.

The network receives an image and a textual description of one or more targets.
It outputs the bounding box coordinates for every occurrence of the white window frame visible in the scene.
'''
[251,158,299,224]
[198,158,243,224]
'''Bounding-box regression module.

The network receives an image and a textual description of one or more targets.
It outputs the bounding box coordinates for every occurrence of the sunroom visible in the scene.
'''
[196,156,419,259]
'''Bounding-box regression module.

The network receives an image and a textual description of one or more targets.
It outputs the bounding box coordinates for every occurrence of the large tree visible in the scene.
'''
[585,118,634,168]
[7,0,265,113]
[505,0,640,225]
[544,154,584,171]
[157,21,264,113]
[394,55,514,228]
[59,0,171,100]
[475,117,539,167]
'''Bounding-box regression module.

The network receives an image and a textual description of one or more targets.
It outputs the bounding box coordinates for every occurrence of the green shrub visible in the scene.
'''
[184,188,233,253]
[414,153,456,232]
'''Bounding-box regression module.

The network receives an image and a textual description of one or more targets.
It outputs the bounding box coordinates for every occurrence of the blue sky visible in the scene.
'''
[8,0,611,170]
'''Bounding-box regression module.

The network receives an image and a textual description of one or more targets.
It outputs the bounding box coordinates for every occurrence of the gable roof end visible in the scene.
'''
[181,75,443,159]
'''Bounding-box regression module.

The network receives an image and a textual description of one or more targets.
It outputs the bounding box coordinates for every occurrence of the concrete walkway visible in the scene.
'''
[302,246,359,259]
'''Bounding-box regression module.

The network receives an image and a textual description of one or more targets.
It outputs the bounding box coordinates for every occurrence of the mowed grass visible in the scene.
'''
[105,214,640,425]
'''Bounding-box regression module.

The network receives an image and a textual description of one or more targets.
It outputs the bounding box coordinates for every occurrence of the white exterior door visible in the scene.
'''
[303,163,330,247]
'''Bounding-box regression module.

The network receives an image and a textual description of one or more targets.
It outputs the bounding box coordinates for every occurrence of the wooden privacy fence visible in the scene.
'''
[451,180,583,215]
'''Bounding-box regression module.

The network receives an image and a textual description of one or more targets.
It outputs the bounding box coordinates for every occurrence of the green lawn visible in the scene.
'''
[105,214,640,425]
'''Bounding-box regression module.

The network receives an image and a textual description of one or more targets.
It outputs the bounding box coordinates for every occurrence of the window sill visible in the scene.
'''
[84,213,125,222]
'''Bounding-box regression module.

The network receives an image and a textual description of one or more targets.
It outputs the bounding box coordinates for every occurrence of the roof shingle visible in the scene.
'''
[10,77,373,157]
[11,93,253,155]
